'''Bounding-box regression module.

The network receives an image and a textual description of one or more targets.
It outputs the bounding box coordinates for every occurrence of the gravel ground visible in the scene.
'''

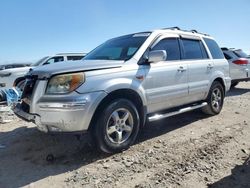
[0,82,250,188]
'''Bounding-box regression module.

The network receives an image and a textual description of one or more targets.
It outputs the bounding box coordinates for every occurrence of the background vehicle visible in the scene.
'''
[0,63,31,71]
[0,53,86,90]
[222,48,250,87]
[14,28,231,153]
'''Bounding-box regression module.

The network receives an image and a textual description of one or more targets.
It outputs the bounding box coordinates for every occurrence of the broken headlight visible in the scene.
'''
[46,72,85,94]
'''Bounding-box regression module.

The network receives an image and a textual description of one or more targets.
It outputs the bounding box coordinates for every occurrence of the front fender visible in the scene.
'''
[103,78,148,106]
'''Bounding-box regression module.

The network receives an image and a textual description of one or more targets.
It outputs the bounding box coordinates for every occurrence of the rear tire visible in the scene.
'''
[202,81,224,115]
[93,99,140,153]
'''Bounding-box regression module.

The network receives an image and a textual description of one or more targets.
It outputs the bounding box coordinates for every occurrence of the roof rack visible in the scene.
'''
[162,26,181,30]
[162,27,209,36]
[190,29,209,36]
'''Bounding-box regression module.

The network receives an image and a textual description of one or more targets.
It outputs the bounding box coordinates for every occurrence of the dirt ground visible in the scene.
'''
[0,82,250,188]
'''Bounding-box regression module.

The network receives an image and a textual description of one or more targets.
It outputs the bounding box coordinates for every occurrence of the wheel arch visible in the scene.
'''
[88,88,147,132]
[212,77,226,96]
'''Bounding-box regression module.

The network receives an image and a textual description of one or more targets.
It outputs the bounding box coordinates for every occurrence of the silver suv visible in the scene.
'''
[14,28,231,153]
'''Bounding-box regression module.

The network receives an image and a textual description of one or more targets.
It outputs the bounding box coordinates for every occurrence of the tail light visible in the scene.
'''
[233,58,248,65]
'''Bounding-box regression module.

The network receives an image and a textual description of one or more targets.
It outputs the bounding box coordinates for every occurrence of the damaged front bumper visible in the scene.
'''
[13,91,107,133]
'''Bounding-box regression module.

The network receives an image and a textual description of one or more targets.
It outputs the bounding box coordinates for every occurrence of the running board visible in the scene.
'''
[148,102,208,122]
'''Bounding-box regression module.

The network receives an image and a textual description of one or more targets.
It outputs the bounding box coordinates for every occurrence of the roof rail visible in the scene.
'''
[162,27,210,36]
[162,26,181,30]
[221,47,229,50]
[56,52,86,55]
[190,29,209,36]
[190,30,198,33]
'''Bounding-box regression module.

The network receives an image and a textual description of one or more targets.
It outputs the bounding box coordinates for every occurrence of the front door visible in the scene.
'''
[141,36,189,113]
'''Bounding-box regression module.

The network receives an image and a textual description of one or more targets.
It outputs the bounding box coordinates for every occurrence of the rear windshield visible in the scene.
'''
[233,50,248,58]
[84,33,151,61]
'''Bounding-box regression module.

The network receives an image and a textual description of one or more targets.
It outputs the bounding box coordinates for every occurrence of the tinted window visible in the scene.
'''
[233,50,248,58]
[204,38,224,59]
[67,56,84,61]
[5,65,14,69]
[151,38,180,60]
[84,33,150,61]
[223,53,232,60]
[182,39,204,60]
[200,41,209,59]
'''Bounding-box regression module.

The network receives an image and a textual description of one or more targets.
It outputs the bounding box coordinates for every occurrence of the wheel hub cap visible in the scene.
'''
[106,108,134,144]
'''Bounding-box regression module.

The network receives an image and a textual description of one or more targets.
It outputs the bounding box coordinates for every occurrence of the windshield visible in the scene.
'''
[84,33,151,61]
[233,50,248,58]
[32,56,50,66]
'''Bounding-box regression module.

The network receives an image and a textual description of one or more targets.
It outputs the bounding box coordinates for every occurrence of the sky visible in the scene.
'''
[0,0,249,65]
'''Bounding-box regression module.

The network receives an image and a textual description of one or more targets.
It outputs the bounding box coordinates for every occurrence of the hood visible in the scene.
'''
[28,60,124,79]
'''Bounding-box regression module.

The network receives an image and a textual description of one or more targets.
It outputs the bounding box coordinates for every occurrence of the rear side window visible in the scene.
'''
[204,38,224,59]
[67,56,84,61]
[151,38,181,61]
[181,39,206,60]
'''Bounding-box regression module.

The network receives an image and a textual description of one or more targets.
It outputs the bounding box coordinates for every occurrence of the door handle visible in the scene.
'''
[177,66,186,72]
[207,64,214,69]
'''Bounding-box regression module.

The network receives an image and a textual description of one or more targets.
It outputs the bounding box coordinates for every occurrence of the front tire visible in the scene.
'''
[16,80,26,92]
[202,81,224,115]
[94,99,140,153]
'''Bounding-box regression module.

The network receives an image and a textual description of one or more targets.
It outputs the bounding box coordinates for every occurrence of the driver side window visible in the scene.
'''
[152,38,181,61]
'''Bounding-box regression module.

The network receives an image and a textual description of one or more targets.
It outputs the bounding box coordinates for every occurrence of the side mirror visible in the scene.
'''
[148,50,167,63]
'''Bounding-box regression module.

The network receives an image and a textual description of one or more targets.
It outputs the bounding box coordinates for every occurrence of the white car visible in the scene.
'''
[0,63,30,71]
[0,53,86,90]
[222,48,250,87]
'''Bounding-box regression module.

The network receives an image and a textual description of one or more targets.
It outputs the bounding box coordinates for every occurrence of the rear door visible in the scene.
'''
[180,36,212,102]
[142,35,189,113]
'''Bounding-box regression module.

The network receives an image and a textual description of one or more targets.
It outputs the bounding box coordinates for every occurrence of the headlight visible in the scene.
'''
[46,72,85,94]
